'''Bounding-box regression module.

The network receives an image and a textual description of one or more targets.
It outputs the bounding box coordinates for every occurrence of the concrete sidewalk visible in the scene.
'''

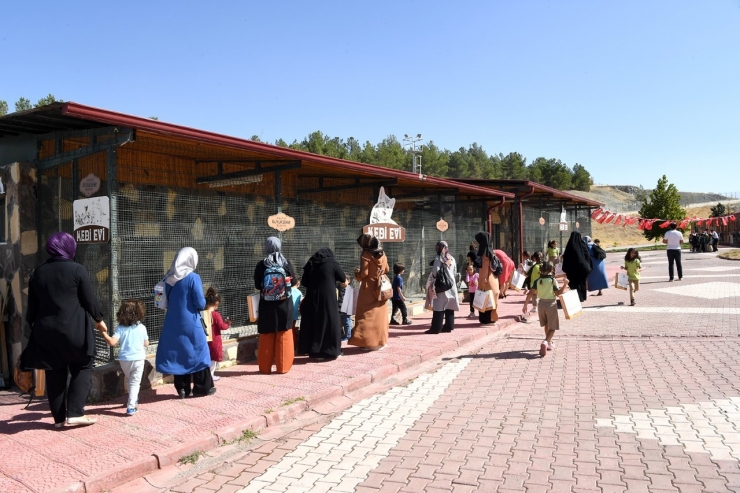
[0,287,536,493]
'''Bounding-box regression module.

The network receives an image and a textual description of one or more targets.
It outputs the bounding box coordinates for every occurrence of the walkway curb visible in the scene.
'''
[64,316,520,493]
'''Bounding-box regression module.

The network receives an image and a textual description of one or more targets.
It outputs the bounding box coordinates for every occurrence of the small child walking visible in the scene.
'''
[523,251,543,314]
[291,276,303,347]
[98,300,149,415]
[546,240,560,264]
[522,262,568,357]
[621,248,642,306]
[390,263,412,325]
[204,287,231,381]
[337,278,352,341]
[465,264,479,319]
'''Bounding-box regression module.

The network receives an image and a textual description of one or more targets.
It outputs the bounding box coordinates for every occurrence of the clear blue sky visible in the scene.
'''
[2,1,739,194]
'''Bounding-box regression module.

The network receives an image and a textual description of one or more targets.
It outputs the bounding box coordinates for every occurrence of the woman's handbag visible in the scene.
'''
[434,263,454,294]
[378,274,393,301]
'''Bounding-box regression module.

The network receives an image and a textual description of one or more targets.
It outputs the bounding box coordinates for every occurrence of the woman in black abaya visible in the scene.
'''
[561,231,593,302]
[298,248,348,360]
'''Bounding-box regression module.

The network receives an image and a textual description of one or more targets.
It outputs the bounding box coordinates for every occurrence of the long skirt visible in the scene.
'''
[258,331,294,374]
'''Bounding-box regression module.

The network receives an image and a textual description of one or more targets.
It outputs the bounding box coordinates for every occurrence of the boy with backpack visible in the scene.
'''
[522,262,568,357]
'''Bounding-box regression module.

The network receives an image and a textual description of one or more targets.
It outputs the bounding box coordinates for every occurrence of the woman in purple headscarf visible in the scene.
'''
[21,232,107,429]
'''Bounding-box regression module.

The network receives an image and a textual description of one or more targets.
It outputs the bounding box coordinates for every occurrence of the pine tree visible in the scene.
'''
[710,202,726,218]
[638,175,686,241]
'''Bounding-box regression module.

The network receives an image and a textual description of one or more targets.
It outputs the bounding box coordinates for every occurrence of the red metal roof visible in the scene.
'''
[456,179,602,207]
[57,103,513,199]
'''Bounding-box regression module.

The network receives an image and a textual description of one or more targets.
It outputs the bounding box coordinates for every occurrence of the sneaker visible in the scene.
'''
[402,320,413,325]
[389,320,400,325]
[547,342,555,351]
[539,341,548,357]
[212,375,221,381]
[66,416,97,427]
[467,312,476,319]
[630,299,636,306]
[669,279,674,282]
[54,422,65,429]
[126,407,137,416]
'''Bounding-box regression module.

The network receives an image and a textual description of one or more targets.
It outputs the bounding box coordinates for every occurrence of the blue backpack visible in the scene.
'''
[262,256,290,301]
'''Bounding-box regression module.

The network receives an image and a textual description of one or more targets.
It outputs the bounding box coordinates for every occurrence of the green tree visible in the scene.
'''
[35,94,60,107]
[571,163,592,191]
[15,97,32,112]
[527,158,572,189]
[638,175,686,241]
[417,141,449,177]
[500,152,528,179]
[710,202,726,218]
[374,135,405,170]
[0,100,7,116]
[274,138,289,147]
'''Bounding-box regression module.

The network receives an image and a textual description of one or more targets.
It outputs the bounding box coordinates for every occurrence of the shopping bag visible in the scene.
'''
[511,271,526,291]
[341,285,357,316]
[558,289,583,320]
[473,289,495,312]
[615,272,629,290]
[247,293,260,322]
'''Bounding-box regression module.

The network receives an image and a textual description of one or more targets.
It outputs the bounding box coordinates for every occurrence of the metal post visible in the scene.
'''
[107,146,118,362]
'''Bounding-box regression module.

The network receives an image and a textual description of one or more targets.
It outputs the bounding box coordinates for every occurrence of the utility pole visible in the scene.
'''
[403,134,423,176]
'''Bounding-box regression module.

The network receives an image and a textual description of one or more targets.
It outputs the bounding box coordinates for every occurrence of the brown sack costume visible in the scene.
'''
[349,235,390,350]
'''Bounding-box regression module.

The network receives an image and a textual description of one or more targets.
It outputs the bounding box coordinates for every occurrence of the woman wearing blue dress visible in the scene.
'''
[585,236,609,296]
[156,247,215,398]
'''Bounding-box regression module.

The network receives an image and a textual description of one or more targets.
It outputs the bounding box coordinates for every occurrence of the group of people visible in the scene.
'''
[689,229,719,253]
[29,226,690,428]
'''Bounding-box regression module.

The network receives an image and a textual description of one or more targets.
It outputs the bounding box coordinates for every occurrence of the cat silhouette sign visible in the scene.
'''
[364,187,405,242]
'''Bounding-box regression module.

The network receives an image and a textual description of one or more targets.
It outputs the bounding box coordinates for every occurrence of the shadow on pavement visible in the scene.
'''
[445,350,541,361]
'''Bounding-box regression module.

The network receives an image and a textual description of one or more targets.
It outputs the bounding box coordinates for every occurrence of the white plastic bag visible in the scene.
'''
[154,279,168,310]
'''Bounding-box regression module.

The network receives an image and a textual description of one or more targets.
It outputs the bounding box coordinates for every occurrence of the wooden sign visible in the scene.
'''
[539,217,546,225]
[79,173,101,198]
[559,222,568,231]
[363,223,406,242]
[73,197,110,244]
[558,289,583,320]
[268,212,295,231]
[436,219,449,232]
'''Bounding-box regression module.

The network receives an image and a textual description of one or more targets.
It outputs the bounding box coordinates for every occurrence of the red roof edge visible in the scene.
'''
[60,102,513,199]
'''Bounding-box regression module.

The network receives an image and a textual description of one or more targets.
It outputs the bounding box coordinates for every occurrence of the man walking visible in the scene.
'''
[711,229,719,252]
[662,223,684,281]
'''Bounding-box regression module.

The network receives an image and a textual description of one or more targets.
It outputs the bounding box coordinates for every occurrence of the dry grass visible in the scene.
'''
[719,249,740,261]
[591,221,654,248]
[684,205,713,218]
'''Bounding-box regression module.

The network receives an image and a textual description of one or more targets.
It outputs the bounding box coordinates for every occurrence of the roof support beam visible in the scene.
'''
[297,178,397,195]
[195,161,301,184]
[35,129,135,170]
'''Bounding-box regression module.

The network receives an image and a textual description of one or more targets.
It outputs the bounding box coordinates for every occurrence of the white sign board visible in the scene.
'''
[73,196,110,243]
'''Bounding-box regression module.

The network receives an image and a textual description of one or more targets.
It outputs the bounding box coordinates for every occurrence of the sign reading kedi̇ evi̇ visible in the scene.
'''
[73,196,110,243]
[363,187,405,242]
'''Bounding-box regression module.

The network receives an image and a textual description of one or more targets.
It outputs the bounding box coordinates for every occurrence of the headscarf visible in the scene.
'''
[357,233,383,258]
[562,231,593,279]
[436,241,450,262]
[584,235,593,244]
[264,236,288,267]
[164,247,198,286]
[308,247,335,265]
[46,232,76,260]
[475,231,495,268]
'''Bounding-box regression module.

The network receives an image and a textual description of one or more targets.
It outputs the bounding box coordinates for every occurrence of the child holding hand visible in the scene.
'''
[621,248,642,306]
[98,300,149,415]
[522,262,568,357]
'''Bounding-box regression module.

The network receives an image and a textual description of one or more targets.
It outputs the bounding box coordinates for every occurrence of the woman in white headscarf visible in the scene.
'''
[253,237,296,374]
[156,247,215,398]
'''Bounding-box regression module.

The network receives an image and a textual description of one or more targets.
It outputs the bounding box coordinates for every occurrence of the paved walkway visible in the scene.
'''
[102,247,740,493]
[0,273,531,493]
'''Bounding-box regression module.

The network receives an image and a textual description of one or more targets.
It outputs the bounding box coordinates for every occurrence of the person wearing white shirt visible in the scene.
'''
[711,230,720,252]
[662,223,684,281]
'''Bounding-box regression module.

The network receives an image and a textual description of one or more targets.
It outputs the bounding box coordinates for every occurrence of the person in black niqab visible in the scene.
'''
[298,247,348,360]
[561,231,593,302]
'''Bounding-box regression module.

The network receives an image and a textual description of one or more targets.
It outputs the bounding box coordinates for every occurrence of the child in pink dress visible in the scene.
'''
[205,287,231,381]
[465,264,479,319]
